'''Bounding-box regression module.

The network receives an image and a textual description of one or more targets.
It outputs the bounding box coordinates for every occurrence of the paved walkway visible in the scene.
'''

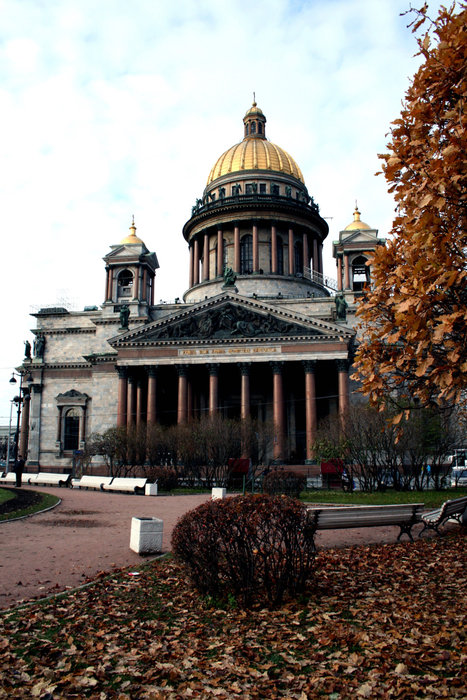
[0,486,429,610]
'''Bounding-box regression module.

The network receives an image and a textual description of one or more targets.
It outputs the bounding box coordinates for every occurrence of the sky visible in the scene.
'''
[0,0,446,423]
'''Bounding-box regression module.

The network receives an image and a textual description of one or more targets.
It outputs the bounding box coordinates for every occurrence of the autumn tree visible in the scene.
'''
[353,3,467,413]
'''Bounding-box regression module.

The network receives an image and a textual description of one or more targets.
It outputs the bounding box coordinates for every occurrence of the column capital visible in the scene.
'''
[127,374,137,385]
[176,364,189,377]
[208,363,220,376]
[238,362,251,376]
[303,360,317,374]
[336,359,349,373]
[146,366,158,378]
[270,361,284,375]
[116,366,128,379]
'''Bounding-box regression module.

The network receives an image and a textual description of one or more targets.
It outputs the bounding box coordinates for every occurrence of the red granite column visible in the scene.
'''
[187,379,193,423]
[271,362,285,459]
[127,376,136,427]
[234,226,240,272]
[209,364,219,418]
[147,368,157,426]
[344,254,350,289]
[105,267,111,302]
[337,360,350,427]
[253,224,259,272]
[271,225,277,273]
[217,229,223,276]
[203,232,209,281]
[337,257,343,291]
[116,368,128,427]
[239,363,250,420]
[189,244,194,288]
[303,233,309,274]
[313,239,319,275]
[303,361,317,462]
[193,239,200,285]
[133,267,140,300]
[239,363,251,457]
[177,366,188,424]
[288,228,294,274]
[136,378,144,428]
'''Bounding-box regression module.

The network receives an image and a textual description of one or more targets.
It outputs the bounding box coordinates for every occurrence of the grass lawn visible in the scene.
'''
[0,488,60,521]
[0,489,15,507]
[0,530,465,698]
[302,488,467,508]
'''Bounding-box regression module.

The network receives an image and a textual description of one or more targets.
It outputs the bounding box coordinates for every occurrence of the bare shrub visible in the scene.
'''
[171,494,315,608]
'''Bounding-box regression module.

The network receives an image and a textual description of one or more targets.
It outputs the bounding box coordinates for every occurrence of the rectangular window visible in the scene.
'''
[271,184,279,195]
[259,183,266,194]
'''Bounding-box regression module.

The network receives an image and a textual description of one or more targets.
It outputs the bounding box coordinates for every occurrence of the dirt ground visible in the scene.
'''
[0,486,432,610]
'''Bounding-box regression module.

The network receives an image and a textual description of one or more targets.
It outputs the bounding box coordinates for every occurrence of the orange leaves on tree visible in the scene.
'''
[353,3,467,411]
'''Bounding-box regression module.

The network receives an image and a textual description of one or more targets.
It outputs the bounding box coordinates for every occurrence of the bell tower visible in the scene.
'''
[103,218,159,320]
[333,205,385,294]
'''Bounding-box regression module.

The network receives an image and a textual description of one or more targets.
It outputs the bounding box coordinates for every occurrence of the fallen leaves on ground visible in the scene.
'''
[0,530,465,698]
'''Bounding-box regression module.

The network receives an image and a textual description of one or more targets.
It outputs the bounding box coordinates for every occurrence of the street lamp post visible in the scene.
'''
[5,399,14,474]
[9,370,33,468]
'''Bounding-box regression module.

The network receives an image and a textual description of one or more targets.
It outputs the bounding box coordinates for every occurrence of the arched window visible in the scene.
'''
[64,408,80,451]
[277,237,284,275]
[117,269,133,298]
[250,121,256,134]
[294,241,303,274]
[351,255,370,291]
[258,122,262,134]
[240,234,253,274]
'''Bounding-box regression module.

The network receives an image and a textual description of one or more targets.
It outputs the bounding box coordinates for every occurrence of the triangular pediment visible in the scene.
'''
[110,292,354,347]
[103,245,159,269]
[339,228,379,244]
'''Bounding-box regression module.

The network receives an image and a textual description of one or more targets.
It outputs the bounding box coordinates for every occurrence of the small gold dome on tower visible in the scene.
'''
[120,217,145,245]
[344,204,372,231]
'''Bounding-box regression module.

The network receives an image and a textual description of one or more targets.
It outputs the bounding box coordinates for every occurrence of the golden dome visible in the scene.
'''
[344,205,372,231]
[207,102,304,185]
[120,218,145,245]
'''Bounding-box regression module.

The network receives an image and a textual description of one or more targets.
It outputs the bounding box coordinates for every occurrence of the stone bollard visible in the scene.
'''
[130,517,163,554]
[145,482,158,496]
[212,487,226,500]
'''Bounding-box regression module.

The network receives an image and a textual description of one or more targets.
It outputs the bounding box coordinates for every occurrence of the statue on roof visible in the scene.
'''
[119,305,130,329]
[223,267,236,288]
[335,293,348,321]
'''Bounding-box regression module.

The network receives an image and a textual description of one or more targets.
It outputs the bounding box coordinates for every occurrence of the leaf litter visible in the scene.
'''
[0,530,465,698]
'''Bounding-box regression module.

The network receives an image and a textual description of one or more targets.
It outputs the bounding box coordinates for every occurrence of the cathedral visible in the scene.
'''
[19,102,385,469]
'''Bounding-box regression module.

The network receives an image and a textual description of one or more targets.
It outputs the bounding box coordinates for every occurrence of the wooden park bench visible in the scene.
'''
[76,475,114,490]
[418,495,467,537]
[306,503,425,546]
[28,472,72,487]
[101,477,148,494]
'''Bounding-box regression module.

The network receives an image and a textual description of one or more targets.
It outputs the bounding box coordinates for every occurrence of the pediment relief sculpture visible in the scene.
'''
[145,304,319,341]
